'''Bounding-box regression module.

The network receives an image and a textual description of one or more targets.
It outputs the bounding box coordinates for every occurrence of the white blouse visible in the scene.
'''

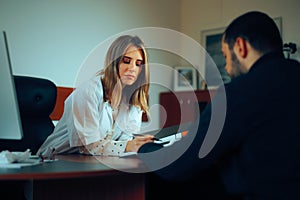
[37,75,143,156]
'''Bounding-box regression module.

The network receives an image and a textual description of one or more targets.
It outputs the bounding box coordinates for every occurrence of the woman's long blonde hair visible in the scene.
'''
[99,35,149,117]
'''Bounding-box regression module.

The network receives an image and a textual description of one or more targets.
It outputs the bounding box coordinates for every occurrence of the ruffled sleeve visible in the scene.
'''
[69,77,112,146]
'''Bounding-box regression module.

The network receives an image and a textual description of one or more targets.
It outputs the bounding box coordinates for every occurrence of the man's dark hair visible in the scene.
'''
[223,11,283,55]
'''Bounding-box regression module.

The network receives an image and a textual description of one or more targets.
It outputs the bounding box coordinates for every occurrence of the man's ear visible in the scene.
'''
[234,37,248,58]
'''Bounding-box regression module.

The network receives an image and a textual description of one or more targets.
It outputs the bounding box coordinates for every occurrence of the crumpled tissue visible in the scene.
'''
[0,149,31,164]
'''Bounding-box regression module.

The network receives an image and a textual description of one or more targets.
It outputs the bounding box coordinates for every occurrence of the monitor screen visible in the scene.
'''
[0,31,23,140]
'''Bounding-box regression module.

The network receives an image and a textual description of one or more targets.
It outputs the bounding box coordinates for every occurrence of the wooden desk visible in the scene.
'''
[0,155,147,200]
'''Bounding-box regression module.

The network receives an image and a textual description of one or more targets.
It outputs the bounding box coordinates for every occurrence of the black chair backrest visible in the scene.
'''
[0,75,57,154]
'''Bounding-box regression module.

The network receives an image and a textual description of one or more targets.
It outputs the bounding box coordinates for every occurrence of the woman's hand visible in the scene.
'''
[125,134,154,152]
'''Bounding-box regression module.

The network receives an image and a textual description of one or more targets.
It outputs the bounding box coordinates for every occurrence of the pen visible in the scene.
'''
[152,137,161,141]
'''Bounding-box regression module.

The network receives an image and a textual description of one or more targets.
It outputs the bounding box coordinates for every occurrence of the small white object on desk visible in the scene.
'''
[0,149,41,168]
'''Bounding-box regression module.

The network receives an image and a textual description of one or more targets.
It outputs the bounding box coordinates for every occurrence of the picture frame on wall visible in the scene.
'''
[200,17,282,89]
[201,27,231,88]
[173,66,197,91]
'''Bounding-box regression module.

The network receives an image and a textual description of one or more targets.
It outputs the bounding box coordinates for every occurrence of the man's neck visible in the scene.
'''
[243,43,262,72]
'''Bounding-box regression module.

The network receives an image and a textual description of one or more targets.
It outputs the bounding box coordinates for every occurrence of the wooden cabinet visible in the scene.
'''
[159,90,216,128]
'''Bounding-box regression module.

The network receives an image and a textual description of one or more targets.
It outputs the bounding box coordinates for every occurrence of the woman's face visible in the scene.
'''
[118,45,143,86]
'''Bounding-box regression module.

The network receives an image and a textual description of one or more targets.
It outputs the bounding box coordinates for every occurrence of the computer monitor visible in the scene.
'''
[0,31,23,140]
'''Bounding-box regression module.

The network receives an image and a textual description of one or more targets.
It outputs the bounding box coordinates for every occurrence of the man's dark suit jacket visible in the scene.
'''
[143,52,300,199]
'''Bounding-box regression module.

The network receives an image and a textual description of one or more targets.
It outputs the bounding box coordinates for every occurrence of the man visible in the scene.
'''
[141,11,300,199]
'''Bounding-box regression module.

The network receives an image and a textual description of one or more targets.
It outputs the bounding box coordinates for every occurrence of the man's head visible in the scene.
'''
[222,11,283,77]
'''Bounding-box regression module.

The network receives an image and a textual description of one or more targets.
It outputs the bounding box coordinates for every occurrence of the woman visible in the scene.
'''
[37,35,154,157]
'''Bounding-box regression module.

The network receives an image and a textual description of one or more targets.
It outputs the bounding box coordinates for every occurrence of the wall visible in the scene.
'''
[180,0,300,61]
[1,0,299,130]
[0,0,181,86]
[0,0,181,130]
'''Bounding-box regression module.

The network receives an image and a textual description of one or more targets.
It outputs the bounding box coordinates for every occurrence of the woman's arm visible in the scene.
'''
[80,134,154,156]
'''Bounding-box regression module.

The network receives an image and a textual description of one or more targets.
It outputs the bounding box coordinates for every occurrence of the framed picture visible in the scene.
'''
[273,17,283,36]
[173,66,197,91]
[201,27,231,88]
[200,17,282,89]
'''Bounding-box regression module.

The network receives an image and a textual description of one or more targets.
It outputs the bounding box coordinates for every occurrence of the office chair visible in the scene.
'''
[0,75,57,155]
